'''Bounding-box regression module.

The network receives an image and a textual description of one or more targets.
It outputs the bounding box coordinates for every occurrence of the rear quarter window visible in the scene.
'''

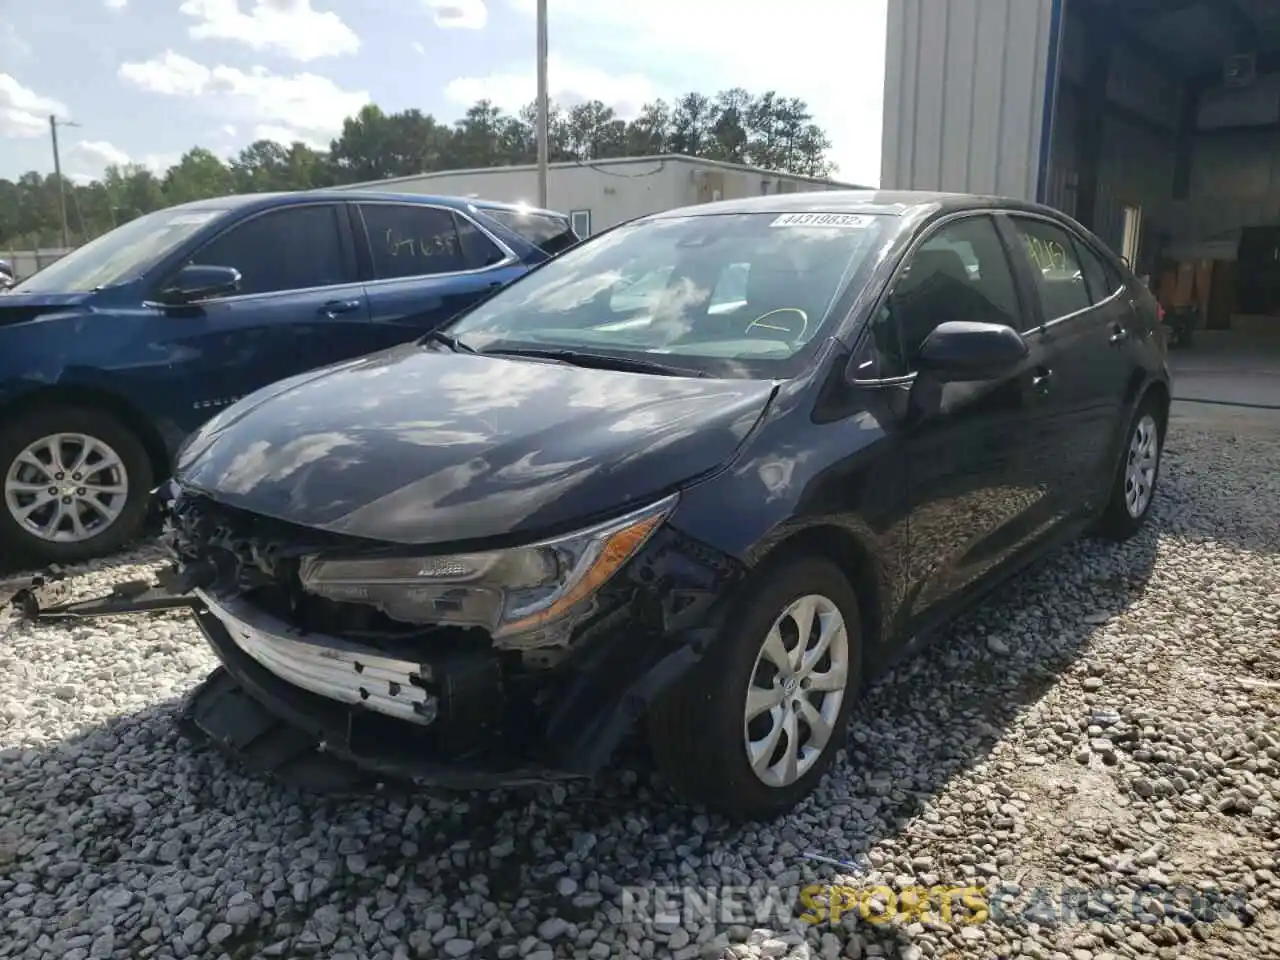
[485,209,580,254]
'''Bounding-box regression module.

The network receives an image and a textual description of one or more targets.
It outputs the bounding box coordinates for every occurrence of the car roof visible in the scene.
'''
[644,189,1065,221]
[161,191,567,219]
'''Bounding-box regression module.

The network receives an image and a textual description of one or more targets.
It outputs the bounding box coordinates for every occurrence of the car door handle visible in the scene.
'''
[1109,325,1130,344]
[1032,367,1053,390]
[320,299,362,315]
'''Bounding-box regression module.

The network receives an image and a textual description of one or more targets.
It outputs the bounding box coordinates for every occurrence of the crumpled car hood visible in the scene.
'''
[175,343,776,545]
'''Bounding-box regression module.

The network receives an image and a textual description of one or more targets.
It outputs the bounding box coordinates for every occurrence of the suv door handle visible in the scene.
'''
[321,299,362,315]
[322,298,362,314]
[1109,325,1130,344]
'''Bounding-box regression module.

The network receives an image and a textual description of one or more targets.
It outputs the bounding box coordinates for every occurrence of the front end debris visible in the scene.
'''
[7,485,742,795]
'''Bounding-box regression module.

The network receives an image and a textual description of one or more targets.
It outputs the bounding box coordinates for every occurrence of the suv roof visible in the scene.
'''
[161,191,569,221]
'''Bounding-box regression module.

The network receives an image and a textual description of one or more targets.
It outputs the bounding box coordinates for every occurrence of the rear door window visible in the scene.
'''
[484,209,580,254]
[360,204,471,279]
[188,204,352,296]
[1072,236,1123,305]
[1008,217,1093,321]
[454,215,509,269]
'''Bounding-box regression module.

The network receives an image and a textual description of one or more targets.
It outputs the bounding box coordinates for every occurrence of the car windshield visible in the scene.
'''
[10,206,229,294]
[446,211,889,378]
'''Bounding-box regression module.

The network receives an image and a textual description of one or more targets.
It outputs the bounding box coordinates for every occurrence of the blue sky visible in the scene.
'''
[0,0,887,186]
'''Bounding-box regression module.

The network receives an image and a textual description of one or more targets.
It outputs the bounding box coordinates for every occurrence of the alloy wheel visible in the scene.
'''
[743,593,850,789]
[3,432,130,543]
[1123,414,1159,519]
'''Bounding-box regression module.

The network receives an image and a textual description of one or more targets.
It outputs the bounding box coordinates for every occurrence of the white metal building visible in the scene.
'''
[335,154,865,239]
[881,0,1280,335]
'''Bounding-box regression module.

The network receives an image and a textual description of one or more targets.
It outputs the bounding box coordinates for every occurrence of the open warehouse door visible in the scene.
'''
[1050,0,1280,347]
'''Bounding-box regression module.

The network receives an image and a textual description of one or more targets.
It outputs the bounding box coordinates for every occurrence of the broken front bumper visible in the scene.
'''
[188,592,587,789]
[6,510,746,792]
[195,589,438,726]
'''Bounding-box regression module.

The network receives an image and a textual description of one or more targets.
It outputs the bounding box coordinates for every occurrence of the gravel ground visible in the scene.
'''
[1,418,1278,960]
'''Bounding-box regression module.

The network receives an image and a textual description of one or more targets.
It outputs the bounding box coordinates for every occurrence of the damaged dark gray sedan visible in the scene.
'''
[163,191,1170,820]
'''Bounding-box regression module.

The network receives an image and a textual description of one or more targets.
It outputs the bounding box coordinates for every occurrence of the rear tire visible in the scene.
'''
[647,556,862,821]
[1095,395,1164,542]
[0,405,154,566]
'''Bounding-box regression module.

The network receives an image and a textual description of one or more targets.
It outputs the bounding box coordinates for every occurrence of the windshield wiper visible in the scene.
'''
[422,330,477,354]
[481,347,709,378]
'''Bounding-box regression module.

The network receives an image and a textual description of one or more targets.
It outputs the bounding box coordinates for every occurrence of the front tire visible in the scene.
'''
[647,556,862,821]
[1095,396,1164,541]
[0,405,154,566]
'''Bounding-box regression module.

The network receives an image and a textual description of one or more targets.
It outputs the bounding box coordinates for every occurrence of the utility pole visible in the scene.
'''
[48,115,81,249]
[535,0,549,210]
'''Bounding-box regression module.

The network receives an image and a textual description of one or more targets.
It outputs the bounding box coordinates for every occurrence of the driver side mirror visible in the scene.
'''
[917,320,1029,382]
[157,264,240,305]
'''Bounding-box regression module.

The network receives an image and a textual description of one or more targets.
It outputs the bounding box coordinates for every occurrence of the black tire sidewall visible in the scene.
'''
[656,556,863,819]
[0,406,154,565]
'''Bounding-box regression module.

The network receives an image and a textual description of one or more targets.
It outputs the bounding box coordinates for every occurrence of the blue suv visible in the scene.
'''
[0,191,579,565]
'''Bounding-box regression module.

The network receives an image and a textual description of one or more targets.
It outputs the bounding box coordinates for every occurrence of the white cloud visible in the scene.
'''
[141,152,186,174]
[412,41,426,54]
[0,23,32,60]
[426,0,487,29]
[66,141,185,180]
[104,0,128,10]
[503,0,885,184]
[221,123,238,137]
[179,0,360,62]
[118,51,369,143]
[118,51,208,96]
[73,140,130,168]
[0,74,69,138]
[253,123,325,149]
[445,54,658,119]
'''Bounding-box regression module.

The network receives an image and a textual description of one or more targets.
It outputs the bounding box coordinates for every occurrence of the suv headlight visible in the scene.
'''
[298,494,677,641]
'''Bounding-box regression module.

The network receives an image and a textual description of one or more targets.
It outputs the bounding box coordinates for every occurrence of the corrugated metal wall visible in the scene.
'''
[880,0,1059,201]
[1191,129,1280,197]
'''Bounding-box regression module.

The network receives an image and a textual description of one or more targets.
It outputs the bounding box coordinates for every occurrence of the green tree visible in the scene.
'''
[0,89,837,249]
[164,148,235,204]
[565,101,627,160]
[668,92,714,157]
[706,88,752,164]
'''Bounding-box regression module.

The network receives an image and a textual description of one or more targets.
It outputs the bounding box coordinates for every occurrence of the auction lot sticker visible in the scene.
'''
[771,213,873,228]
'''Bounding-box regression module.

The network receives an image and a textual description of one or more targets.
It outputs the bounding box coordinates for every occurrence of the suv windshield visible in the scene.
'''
[11,207,228,295]
[447,211,888,378]
[483,208,580,255]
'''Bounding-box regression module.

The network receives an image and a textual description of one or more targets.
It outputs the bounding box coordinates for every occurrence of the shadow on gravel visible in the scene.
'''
[0,512,1165,960]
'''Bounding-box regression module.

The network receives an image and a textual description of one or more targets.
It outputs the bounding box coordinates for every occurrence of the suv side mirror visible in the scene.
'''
[917,320,1029,382]
[157,264,240,305]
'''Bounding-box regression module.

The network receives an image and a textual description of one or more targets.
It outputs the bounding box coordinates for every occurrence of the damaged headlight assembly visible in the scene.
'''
[297,493,677,642]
